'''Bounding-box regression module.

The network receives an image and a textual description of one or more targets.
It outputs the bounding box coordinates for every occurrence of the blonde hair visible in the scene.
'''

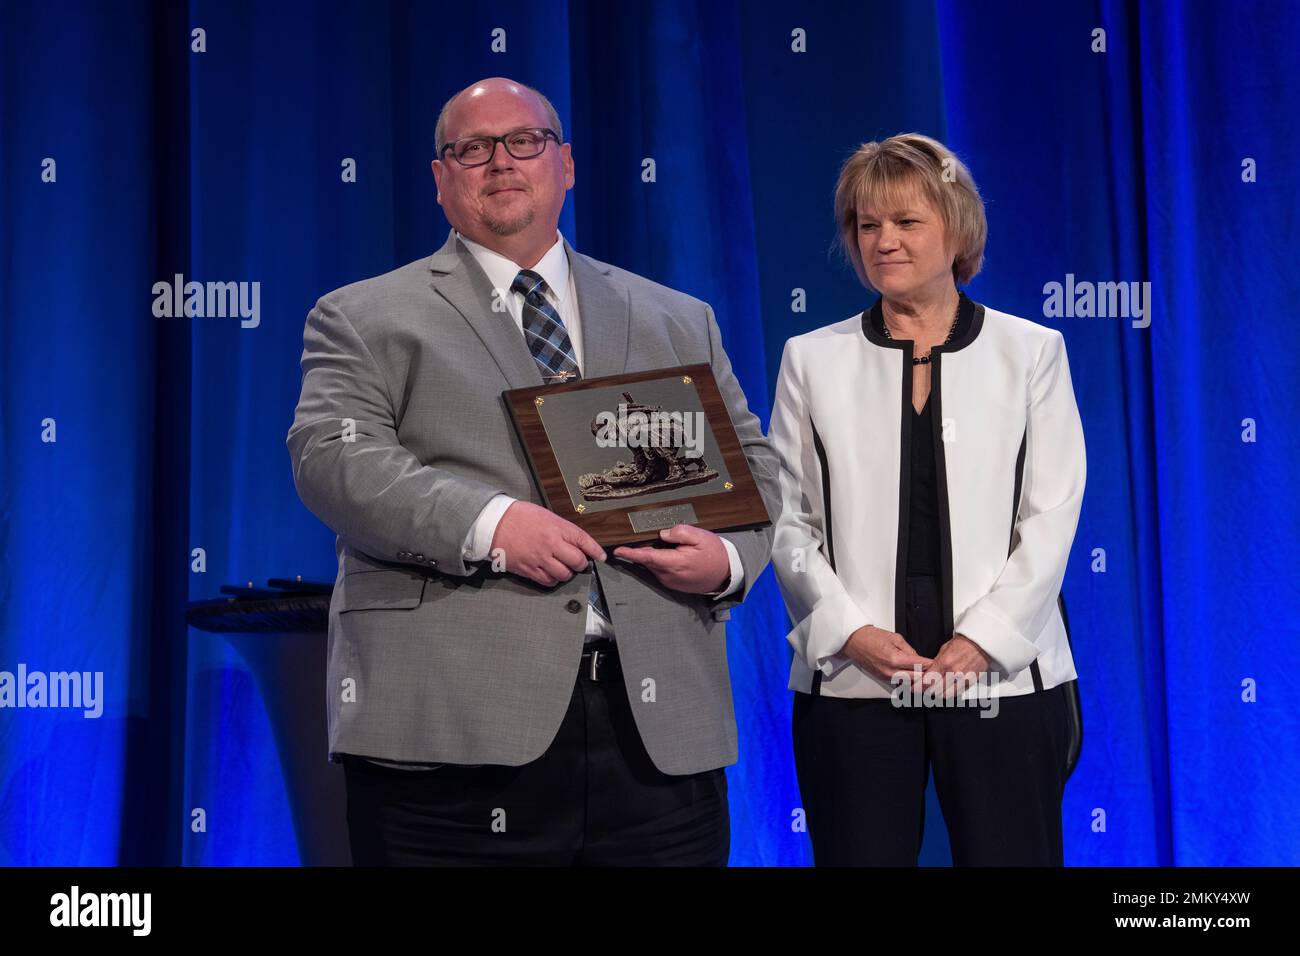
[833,132,986,289]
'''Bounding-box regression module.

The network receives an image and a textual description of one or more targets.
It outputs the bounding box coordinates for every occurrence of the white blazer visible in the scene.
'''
[768,295,1086,699]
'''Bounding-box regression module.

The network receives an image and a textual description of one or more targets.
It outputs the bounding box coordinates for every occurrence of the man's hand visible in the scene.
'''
[490,501,606,588]
[611,524,730,595]
[922,632,994,698]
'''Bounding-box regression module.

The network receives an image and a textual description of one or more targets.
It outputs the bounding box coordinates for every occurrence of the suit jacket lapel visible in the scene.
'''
[564,235,630,380]
[427,229,543,390]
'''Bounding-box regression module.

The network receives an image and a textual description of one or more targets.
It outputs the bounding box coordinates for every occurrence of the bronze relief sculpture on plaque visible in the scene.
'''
[577,391,720,500]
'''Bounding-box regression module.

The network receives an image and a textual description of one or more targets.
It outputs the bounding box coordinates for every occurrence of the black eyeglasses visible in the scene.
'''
[439,128,560,167]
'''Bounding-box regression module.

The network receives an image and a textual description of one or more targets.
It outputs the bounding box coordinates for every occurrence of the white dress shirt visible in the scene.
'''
[454,230,744,640]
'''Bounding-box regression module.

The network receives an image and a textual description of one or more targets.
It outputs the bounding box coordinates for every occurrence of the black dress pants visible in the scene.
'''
[792,574,1072,866]
[341,643,729,866]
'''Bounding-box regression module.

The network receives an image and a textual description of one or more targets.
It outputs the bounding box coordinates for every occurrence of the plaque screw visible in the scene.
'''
[724,482,733,490]
[535,397,544,406]
[682,375,692,384]
[576,504,586,513]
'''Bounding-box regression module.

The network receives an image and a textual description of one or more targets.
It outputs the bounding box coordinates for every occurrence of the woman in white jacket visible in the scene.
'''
[769,133,1086,866]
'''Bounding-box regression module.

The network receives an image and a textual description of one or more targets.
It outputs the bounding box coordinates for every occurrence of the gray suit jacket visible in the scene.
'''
[286,229,780,775]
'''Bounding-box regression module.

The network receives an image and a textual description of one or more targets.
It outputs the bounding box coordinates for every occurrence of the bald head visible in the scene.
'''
[429,77,574,268]
[435,77,563,154]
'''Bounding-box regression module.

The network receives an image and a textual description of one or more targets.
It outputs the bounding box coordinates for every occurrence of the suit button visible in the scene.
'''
[565,599,583,613]
[398,551,410,558]
[415,553,425,561]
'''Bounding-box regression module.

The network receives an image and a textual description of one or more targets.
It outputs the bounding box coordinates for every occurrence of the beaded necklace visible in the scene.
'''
[882,302,959,365]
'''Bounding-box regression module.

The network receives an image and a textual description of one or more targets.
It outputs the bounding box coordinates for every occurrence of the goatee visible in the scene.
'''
[484,208,535,237]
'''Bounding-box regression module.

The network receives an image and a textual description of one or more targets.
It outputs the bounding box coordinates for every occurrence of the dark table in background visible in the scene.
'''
[187,579,349,866]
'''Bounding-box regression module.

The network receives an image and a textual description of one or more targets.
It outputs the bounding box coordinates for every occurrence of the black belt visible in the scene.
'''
[580,639,621,682]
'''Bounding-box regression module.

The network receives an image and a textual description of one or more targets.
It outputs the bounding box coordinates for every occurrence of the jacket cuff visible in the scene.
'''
[421,478,508,576]
[953,603,1040,677]
[787,590,870,678]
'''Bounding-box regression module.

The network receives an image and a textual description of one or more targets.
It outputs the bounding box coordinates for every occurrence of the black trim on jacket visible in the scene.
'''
[1010,429,1046,692]
[860,292,985,671]
[811,418,836,574]
[810,417,834,698]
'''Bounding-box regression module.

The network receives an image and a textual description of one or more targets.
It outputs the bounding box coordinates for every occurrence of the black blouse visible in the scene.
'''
[870,292,976,577]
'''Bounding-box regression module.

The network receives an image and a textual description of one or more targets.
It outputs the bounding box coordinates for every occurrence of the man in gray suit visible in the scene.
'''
[286,77,780,865]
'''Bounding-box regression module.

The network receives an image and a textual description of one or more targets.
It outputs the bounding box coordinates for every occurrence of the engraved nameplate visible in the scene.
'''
[628,503,700,533]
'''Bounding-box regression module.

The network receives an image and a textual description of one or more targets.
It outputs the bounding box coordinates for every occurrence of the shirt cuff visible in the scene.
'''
[462,494,517,563]
[705,538,745,599]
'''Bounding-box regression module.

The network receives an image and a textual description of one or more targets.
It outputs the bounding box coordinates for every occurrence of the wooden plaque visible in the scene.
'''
[503,363,772,547]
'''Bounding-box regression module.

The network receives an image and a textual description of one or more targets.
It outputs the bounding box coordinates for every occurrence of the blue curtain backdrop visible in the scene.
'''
[1,0,1296,865]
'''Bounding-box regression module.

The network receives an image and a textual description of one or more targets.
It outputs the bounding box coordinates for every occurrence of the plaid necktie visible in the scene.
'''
[510,269,612,630]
